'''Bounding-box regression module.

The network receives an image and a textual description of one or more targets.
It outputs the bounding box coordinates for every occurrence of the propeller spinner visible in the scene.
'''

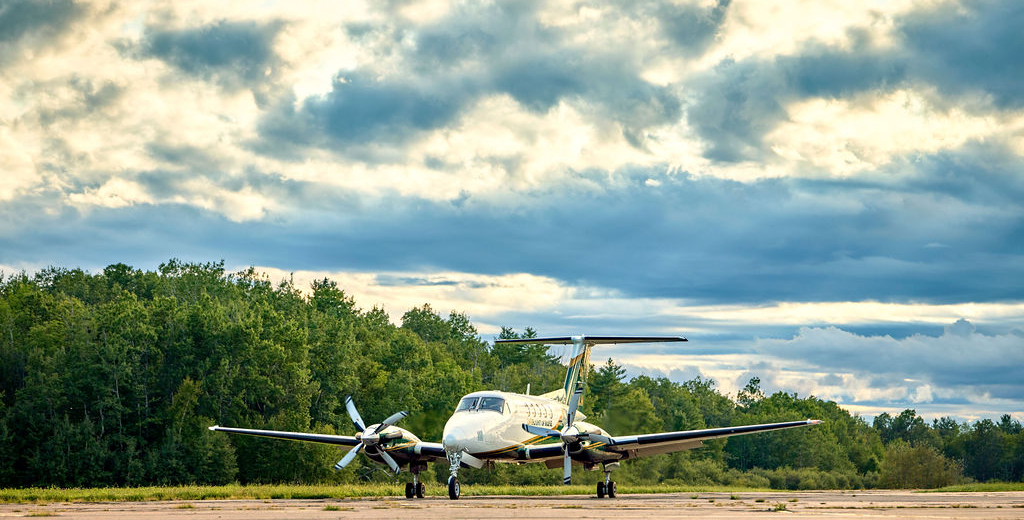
[334,396,409,475]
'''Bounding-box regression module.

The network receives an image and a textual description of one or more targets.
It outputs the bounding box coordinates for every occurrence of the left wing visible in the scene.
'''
[603,420,821,459]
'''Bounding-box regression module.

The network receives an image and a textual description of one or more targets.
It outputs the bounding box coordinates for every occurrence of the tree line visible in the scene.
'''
[0,261,1021,488]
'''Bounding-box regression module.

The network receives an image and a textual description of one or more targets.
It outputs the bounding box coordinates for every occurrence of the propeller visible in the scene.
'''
[521,382,613,484]
[333,396,409,475]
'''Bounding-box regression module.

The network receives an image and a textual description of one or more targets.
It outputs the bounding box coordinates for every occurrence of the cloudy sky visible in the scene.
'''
[2,0,1022,421]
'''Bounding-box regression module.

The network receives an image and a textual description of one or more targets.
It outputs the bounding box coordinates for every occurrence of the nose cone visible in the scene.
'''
[442,413,475,452]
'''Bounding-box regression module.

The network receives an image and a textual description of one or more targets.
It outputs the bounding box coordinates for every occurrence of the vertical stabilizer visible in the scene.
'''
[558,336,590,404]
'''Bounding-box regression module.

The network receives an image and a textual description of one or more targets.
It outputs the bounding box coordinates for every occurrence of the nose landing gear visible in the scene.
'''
[446,450,462,500]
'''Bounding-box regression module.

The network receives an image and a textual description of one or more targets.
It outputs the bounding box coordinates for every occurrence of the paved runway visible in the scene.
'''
[4,490,1024,519]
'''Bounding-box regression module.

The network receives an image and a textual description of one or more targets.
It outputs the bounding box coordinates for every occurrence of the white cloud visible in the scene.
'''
[670,300,1024,329]
[251,266,579,329]
[700,0,923,67]
[0,124,39,201]
[767,88,1018,176]
[68,177,154,208]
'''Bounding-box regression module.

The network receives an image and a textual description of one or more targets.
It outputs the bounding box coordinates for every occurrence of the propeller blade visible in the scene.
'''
[333,443,363,471]
[374,410,409,433]
[562,445,572,485]
[523,424,562,438]
[378,448,401,474]
[344,396,366,432]
[566,382,583,427]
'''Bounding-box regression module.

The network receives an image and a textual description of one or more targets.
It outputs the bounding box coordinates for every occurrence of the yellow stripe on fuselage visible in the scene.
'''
[474,434,558,457]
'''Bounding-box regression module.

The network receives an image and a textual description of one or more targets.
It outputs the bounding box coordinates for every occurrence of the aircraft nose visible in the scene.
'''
[443,416,472,452]
[443,432,458,448]
[443,425,466,451]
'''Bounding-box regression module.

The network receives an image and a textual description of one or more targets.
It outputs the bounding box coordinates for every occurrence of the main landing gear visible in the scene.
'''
[404,464,426,499]
[596,464,618,498]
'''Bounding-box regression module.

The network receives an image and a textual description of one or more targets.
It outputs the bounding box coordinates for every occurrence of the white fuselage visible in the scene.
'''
[441,390,604,458]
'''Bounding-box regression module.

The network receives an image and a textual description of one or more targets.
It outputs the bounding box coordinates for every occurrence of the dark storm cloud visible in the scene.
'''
[139,20,283,91]
[649,0,731,56]
[255,0,680,156]
[688,47,905,162]
[900,0,1024,108]
[687,0,1022,162]
[0,0,86,66]
[10,141,1023,308]
[0,0,83,43]
[280,72,467,147]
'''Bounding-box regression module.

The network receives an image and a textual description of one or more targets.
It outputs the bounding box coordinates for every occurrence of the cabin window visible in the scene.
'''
[456,397,479,412]
[479,397,505,413]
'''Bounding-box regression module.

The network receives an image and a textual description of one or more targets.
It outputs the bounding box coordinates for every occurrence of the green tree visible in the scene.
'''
[879,441,962,488]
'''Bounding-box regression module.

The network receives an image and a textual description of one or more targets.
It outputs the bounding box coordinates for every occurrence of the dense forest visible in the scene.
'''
[0,261,1021,489]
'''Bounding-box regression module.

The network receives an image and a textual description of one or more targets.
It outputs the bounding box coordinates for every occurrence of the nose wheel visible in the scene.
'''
[448,476,460,500]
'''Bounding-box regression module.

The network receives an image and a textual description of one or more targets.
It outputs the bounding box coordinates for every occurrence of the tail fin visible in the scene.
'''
[493,335,687,404]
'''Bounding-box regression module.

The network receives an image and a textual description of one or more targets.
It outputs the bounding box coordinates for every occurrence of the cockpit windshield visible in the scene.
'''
[479,397,505,413]
[456,397,478,412]
[455,396,505,413]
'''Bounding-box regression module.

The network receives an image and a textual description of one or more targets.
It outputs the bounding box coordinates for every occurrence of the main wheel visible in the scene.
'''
[597,481,606,498]
[607,481,617,498]
[448,476,460,500]
[405,482,414,499]
[416,481,425,498]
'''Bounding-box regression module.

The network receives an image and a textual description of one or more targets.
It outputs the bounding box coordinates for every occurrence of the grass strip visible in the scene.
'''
[923,482,1024,492]
[0,483,775,504]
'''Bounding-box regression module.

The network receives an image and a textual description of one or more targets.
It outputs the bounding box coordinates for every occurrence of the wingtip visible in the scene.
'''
[208,425,218,431]
[808,419,823,425]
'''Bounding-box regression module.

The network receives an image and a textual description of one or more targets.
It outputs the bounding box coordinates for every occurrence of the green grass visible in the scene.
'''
[0,483,775,504]
[924,482,1024,492]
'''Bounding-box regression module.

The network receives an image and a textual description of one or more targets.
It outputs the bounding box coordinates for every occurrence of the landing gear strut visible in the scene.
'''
[405,464,426,499]
[446,450,462,500]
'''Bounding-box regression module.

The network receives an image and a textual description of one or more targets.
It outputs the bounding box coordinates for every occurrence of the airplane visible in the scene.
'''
[210,335,821,500]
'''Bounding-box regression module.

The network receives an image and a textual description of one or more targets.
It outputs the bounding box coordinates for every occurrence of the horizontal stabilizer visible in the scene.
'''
[495,335,687,345]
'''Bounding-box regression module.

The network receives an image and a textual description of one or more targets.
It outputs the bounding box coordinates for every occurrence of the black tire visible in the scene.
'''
[607,481,617,498]
[405,482,414,499]
[416,481,425,498]
[597,482,606,498]
[448,476,460,500]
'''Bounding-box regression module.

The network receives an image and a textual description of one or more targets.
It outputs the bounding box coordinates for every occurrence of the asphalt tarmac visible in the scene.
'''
[4,490,1024,519]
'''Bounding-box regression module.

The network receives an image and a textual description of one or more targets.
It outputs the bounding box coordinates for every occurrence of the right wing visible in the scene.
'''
[605,420,821,459]
[208,426,449,461]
